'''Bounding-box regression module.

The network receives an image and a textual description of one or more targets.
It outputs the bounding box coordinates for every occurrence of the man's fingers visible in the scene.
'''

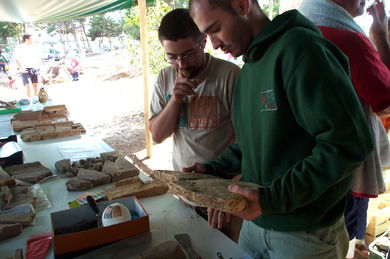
[176,78,200,90]
[211,209,219,228]
[228,184,257,199]
[217,211,224,229]
[182,165,195,172]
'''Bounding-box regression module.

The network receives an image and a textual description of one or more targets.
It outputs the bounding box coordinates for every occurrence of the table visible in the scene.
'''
[0,134,247,259]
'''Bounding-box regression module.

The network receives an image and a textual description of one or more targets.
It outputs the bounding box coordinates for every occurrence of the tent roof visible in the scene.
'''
[0,0,136,23]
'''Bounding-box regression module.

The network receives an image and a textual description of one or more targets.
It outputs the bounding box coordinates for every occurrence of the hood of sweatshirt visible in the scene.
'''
[243,10,321,63]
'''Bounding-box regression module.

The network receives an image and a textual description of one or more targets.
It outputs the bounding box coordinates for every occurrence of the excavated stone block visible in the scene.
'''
[66,178,93,191]
[101,158,139,182]
[55,159,71,174]
[0,223,23,241]
[77,169,111,186]
[100,151,122,162]
[4,162,52,184]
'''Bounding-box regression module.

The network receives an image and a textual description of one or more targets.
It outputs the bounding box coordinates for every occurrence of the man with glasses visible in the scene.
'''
[150,8,240,172]
[149,8,241,242]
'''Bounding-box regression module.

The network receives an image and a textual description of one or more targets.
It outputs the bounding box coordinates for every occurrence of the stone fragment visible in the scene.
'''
[0,166,15,187]
[100,151,122,162]
[93,162,104,171]
[101,157,139,182]
[0,186,12,210]
[55,159,71,174]
[66,178,93,191]
[4,162,52,184]
[0,223,23,241]
[65,172,75,178]
[0,213,36,226]
[77,169,111,186]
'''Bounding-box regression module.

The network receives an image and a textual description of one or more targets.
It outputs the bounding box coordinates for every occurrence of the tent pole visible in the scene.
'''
[139,0,152,158]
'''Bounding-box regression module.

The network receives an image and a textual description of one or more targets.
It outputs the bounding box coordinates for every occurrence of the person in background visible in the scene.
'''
[378,14,390,133]
[13,34,43,99]
[299,0,390,258]
[186,0,373,257]
[68,56,80,81]
[0,49,8,73]
[149,8,241,241]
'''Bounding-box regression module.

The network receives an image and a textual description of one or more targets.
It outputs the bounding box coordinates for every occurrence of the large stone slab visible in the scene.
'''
[77,169,111,186]
[4,162,52,184]
[153,170,218,183]
[169,178,260,213]
[101,157,139,182]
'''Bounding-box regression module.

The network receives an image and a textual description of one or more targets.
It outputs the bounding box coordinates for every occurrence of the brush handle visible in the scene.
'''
[86,195,100,215]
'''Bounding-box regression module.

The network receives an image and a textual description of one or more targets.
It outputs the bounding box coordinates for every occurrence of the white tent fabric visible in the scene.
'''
[0,0,132,23]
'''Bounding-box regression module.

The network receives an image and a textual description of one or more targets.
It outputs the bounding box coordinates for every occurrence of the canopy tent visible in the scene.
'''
[0,0,138,23]
[0,0,153,157]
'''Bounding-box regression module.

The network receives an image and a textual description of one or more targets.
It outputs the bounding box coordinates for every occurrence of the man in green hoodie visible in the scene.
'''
[185,0,373,257]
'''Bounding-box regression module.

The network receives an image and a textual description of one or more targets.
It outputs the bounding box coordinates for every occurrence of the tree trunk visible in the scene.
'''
[79,19,91,51]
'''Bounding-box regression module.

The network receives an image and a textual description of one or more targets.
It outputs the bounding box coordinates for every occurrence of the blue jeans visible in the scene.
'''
[344,192,369,240]
[238,217,349,259]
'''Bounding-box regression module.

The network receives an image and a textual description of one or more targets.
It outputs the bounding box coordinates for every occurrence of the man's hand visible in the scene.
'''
[172,77,200,103]
[207,208,231,229]
[229,184,262,221]
[367,0,388,42]
[182,163,206,174]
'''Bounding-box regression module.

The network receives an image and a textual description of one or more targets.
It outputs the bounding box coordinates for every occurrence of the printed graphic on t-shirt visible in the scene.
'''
[188,96,218,129]
[260,89,277,112]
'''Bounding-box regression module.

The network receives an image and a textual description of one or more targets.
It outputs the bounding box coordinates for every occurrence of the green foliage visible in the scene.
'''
[261,0,280,19]
[87,14,123,41]
[124,0,188,74]
[0,22,23,42]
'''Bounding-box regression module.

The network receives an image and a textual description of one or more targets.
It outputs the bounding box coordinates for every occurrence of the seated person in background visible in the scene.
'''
[149,8,241,241]
[299,0,390,257]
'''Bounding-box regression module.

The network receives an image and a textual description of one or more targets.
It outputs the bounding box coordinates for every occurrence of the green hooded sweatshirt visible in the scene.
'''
[205,10,372,231]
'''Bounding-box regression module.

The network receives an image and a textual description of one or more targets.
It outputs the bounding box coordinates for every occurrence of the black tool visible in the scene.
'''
[86,195,102,228]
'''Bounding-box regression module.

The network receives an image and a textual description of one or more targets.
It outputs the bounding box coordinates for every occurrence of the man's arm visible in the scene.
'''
[149,97,183,143]
[149,76,198,143]
[368,0,390,69]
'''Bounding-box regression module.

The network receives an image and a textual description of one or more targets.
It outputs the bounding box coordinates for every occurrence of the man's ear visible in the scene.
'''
[231,0,250,15]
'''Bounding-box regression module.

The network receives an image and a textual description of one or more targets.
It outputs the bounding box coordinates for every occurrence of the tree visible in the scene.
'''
[124,0,179,73]
[87,14,123,48]
[261,0,281,19]
[0,22,23,42]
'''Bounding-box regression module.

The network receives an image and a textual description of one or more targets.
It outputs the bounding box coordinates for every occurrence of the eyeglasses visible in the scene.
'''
[165,43,204,64]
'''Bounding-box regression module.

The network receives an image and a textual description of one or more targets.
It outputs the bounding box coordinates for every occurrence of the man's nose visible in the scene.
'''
[177,59,188,68]
[210,36,222,50]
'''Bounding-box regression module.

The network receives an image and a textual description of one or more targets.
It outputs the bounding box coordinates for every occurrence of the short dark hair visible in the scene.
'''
[189,0,260,16]
[158,8,204,42]
[22,34,31,43]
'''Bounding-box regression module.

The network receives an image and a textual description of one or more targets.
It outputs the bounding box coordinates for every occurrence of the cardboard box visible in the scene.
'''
[51,196,149,256]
